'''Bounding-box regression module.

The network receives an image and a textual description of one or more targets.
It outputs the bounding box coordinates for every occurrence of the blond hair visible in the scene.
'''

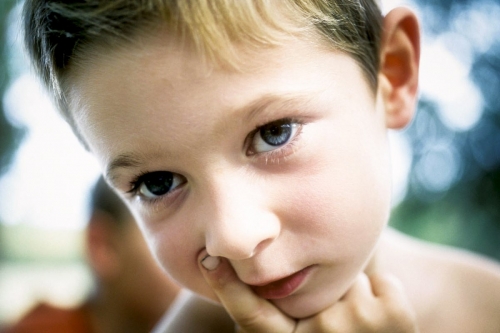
[24,0,382,126]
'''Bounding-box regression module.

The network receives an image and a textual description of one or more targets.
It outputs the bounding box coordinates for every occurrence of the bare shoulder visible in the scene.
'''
[380,229,500,333]
[433,240,500,331]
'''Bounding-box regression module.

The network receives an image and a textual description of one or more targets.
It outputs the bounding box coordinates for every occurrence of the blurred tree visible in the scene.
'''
[0,0,24,176]
[391,0,500,261]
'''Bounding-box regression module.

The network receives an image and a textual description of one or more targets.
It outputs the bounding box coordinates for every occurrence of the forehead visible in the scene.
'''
[67,30,368,170]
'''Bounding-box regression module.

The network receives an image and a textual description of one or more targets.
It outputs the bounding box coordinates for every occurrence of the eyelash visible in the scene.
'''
[127,117,304,205]
[127,171,169,206]
[246,117,304,163]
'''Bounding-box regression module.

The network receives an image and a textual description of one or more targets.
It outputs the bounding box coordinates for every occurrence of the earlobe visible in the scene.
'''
[378,7,420,129]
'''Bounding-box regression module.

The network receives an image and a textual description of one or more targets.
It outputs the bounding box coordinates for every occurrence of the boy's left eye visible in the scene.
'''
[130,171,186,201]
[250,119,299,154]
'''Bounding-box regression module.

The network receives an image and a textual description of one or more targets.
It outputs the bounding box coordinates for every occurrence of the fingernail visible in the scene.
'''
[201,254,220,271]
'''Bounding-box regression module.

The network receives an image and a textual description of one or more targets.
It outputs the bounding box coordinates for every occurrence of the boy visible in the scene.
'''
[23,0,500,332]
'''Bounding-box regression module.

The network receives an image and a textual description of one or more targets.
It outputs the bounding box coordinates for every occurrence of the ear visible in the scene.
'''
[85,211,121,281]
[378,7,420,129]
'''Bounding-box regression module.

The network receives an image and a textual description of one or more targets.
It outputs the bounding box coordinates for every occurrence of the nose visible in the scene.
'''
[203,178,281,260]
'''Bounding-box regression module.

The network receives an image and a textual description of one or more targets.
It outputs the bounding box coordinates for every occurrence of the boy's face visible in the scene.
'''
[70,32,392,318]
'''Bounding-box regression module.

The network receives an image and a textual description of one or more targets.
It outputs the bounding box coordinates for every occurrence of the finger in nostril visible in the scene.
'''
[201,254,221,271]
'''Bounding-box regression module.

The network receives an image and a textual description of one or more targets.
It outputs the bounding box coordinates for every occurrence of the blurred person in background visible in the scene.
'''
[4,177,180,333]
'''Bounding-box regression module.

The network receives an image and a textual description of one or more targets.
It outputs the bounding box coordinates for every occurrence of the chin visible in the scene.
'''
[272,294,334,319]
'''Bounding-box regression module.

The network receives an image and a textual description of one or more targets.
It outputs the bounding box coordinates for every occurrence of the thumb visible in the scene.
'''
[198,251,297,333]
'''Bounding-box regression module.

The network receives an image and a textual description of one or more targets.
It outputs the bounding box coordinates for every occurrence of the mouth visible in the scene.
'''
[249,265,314,300]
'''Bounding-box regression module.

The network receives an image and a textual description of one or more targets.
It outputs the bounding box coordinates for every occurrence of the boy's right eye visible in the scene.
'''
[133,171,185,199]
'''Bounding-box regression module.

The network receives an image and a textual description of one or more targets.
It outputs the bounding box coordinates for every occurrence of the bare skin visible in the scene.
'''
[67,5,500,332]
[198,245,417,333]
[379,230,500,333]
[159,8,500,332]
[161,228,500,332]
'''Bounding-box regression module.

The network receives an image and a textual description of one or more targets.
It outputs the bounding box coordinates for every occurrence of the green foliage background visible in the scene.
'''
[389,0,500,261]
[0,0,23,177]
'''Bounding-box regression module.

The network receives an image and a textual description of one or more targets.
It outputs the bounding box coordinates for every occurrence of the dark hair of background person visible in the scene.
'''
[88,176,129,226]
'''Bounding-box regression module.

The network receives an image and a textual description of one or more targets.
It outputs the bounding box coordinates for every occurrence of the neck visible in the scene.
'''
[363,229,388,277]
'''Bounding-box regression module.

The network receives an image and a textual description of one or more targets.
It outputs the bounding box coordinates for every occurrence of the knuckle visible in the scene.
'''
[348,301,402,332]
[233,307,264,329]
[390,306,417,329]
[349,301,373,323]
[385,294,415,319]
[378,300,418,332]
[232,304,278,333]
[303,306,346,332]
[314,311,342,332]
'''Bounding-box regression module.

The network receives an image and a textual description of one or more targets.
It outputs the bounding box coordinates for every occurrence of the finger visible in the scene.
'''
[295,275,372,333]
[369,273,405,299]
[370,273,417,329]
[340,272,373,301]
[294,304,345,333]
[198,251,297,333]
[295,274,373,333]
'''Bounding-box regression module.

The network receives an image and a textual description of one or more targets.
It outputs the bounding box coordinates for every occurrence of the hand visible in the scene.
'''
[199,253,297,333]
[199,254,418,333]
[296,273,418,332]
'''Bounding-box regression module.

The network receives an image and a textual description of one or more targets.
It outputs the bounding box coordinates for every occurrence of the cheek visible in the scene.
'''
[281,121,391,258]
[141,219,219,301]
[282,174,388,255]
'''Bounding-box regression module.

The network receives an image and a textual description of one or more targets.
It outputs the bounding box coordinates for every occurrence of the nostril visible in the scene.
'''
[205,239,255,260]
[204,208,281,260]
[252,237,275,256]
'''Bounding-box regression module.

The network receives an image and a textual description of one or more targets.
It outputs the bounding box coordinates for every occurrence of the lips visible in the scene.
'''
[249,266,313,300]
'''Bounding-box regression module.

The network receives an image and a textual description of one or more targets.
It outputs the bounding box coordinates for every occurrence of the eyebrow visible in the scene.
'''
[240,92,314,124]
[105,92,316,181]
[106,153,143,184]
